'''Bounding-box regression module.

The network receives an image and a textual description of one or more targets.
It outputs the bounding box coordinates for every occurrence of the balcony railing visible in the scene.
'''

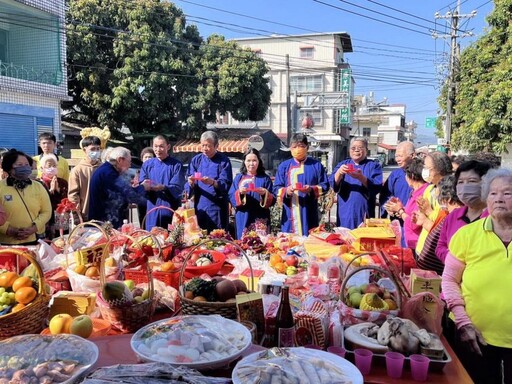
[0,60,62,86]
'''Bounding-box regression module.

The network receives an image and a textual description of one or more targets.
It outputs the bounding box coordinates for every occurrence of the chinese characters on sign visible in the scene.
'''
[339,69,351,125]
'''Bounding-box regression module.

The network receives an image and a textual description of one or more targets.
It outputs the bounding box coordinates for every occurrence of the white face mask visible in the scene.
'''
[421,168,431,183]
[88,151,101,161]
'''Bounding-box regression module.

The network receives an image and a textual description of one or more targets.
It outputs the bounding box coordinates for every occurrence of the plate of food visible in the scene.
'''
[0,334,99,383]
[131,315,252,370]
[232,347,363,384]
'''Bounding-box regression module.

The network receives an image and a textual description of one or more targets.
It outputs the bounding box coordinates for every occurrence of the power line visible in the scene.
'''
[312,0,432,36]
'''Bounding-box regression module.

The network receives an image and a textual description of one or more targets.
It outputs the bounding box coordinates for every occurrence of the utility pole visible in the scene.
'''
[434,1,476,145]
[286,54,292,145]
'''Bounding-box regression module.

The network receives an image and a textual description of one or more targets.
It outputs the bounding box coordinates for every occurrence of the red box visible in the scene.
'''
[0,247,30,274]
[124,268,179,289]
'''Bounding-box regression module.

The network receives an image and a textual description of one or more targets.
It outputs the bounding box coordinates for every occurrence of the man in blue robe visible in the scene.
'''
[185,131,233,233]
[330,137,383,229]
[89,147,149,229]
[379,141,415,218]
[273,134,329,236]
[139,135,184,230]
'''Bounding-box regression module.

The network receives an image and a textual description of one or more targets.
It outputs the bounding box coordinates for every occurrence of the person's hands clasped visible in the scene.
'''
[385,198,403,216]
[286,184,310,196]
[416,197,432,216]
[458,324,487,356]
[7,224,36,240]
[50,176,59,193]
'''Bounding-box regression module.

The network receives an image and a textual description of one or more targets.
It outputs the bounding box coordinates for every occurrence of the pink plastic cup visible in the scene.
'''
[295,182,303,190]
[410,354,430,381]
[327,346,346,358]
[347,163,355,172]
[385,351,405,379]
[248,182,255,190]
[354,348,373,375]
[194,172,201,179]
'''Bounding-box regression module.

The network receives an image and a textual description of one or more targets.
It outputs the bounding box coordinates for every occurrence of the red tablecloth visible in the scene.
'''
[90,333,472,383]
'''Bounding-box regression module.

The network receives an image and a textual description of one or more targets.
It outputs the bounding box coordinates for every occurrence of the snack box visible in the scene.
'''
[410,268,442,297]
[350,227,396,252]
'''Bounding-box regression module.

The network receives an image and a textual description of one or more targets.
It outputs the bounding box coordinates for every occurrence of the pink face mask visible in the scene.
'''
[43,167,57,177]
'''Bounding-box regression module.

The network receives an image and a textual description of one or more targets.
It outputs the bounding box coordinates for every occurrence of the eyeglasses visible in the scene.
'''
[350,146,366,151]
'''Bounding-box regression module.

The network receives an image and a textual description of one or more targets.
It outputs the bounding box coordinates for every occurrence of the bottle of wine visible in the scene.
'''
[275,286,295,347]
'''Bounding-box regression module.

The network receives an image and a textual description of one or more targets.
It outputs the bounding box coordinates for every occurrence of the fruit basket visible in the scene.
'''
[96,237,156,333]
[179,239,254,319]
[65,221,115,293]
[141,205,183,260]
[339,254,402,326]
[181,249,226,279]
[0,249,51,339]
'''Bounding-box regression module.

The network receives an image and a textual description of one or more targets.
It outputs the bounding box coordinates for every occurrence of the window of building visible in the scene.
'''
[299,109,322,125]
[0,29,7,62]
[300,47,314,59]
[362,127,371,137]
[290,75,323,93]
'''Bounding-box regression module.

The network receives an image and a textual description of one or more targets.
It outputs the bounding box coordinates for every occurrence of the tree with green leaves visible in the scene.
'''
[442,0,512,153]
[64,0,271,139]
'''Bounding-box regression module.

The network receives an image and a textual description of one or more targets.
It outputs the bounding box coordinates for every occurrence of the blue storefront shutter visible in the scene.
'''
[0,113,37,154]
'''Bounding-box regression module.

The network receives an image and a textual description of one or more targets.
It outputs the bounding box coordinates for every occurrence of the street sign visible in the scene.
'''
[339,69,352,126]
[425,117,437,129]
[437,138,447,145]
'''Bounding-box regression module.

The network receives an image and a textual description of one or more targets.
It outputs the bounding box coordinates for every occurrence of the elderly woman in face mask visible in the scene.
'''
[435,160,492,264]
[329,137,383,229]
[442,168,512,384]
[0,149,52,245]
[273,133,329,236]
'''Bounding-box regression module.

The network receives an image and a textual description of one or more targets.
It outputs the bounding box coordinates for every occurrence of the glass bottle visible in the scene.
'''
[275,286,295,347]
[327,264,341,298]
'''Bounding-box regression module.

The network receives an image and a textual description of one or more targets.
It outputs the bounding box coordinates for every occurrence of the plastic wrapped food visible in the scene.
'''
[82,363,229,383]
[0,334,98,384]
[131,315,251,370]
[232,347,363,384]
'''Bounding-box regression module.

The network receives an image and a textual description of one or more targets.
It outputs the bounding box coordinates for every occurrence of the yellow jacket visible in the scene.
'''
[0,180,52,244]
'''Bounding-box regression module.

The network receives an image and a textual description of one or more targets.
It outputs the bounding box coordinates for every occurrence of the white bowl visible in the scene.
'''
[130,315,252,370]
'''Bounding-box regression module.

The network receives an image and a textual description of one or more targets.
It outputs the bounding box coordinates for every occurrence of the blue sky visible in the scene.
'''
[175,0,494,146]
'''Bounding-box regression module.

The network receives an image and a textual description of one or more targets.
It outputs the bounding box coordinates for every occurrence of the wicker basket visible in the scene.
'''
[0,249,51,339]
[141,205,179,260]
[97,237,156,333]
[179,239,254,319]
[339,254,402,326]
[66,221,110,267]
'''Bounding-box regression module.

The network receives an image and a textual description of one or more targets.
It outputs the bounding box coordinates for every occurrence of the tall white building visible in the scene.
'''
[228,32,354,172]
[0,0,68,154]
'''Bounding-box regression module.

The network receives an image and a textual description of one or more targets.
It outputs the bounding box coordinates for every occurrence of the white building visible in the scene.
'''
[226,32,354,172]
[0,0,68,154]
[352,93,416,164]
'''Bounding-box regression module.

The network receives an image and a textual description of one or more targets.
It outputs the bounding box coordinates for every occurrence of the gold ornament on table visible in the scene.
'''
[79,126,111,149]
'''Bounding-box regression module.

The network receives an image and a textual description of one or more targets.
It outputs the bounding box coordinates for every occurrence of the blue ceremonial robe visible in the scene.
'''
[185,152,233,233]
[229,173,275,239]
[139,156,184,231]
[330,158,383,229]
[379,167,412,218]
[273,157,329,236]
[89,162,146,229]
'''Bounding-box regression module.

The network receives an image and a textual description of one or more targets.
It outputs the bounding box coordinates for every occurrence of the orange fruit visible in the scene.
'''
[12,276,33,292]
[85,266,100,278]
[274,262,287,274]
[0,271,19,288]
[160,261,175,272]
[11,303,26,313]
[74,265,87,275]
[15,286,37,304]
[269,254,283,267]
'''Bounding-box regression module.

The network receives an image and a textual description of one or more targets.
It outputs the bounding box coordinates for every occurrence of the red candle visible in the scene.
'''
[295,182,303,189]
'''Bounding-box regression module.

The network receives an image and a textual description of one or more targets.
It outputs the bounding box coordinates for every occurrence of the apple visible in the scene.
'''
[49,313,73,334]
[285,255,298,267]
[364,283,382,296]
[124,280,136,291]
[70,315,93,338]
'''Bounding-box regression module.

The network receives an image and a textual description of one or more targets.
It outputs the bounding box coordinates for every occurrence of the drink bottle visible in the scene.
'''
[275,286,295,347]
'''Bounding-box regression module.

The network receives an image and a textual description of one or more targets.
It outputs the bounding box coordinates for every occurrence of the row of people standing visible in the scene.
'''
[89,132,384,239]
